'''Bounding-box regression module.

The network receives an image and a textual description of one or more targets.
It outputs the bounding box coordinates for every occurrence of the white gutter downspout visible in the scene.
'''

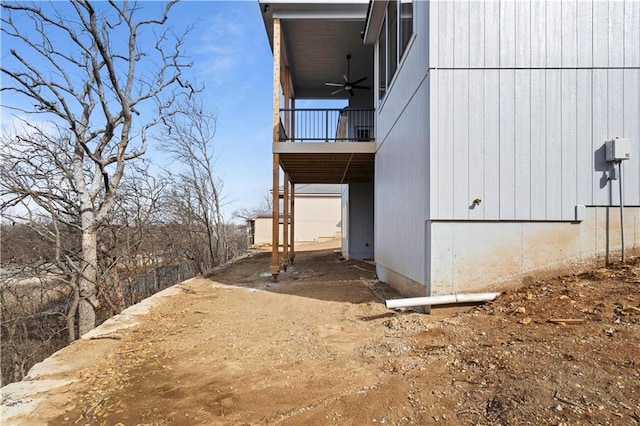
[385,292,500,309]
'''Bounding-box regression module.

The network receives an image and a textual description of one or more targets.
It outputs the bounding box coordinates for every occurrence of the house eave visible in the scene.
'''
[363,0,388,45]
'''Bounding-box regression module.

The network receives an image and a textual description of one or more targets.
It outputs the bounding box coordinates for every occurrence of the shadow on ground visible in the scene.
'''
[207,248,398,305]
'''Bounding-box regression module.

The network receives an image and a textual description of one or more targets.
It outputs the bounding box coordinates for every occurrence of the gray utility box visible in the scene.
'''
[605,138,631,162]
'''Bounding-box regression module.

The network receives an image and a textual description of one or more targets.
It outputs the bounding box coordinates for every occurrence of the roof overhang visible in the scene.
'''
[363,0,388,45]
[259,1,373,101]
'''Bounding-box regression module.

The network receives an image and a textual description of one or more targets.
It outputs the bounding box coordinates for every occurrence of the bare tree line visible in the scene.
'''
[0,1,248,386]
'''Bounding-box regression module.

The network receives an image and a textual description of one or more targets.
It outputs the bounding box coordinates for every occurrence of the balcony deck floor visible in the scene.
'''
[273,142,375,184]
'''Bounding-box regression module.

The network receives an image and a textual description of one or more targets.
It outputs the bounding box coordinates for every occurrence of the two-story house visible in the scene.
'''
[260,0,640,298]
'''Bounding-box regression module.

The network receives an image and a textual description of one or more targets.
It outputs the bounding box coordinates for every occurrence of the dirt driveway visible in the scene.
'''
[3,248,639,425]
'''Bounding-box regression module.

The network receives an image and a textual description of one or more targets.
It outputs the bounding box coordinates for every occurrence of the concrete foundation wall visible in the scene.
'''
[429,206,640,295]
[376,263,427,298]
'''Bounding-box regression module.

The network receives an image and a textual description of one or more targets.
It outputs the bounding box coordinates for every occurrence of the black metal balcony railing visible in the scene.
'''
[279,108,374,142]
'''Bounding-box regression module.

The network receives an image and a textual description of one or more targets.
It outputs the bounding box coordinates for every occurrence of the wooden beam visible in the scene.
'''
[271,153,280,277]
[272,18,281,143]
[270,18,281,278]
[282,172,289,269]
[290,182,295,264]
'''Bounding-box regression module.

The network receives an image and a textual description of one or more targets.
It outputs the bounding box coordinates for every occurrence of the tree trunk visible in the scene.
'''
[78,228,98,336]
[67,284,80,342]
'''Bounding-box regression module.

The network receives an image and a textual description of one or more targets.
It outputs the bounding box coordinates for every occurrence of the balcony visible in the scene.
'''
[279,108,374,142]
[274,108,376,184]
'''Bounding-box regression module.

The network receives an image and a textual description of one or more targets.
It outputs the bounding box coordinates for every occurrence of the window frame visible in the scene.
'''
[378,16,387,102]
[377,0,414,106]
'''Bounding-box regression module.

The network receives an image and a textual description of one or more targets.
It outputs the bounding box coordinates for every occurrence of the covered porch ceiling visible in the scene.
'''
[259,1,374,100]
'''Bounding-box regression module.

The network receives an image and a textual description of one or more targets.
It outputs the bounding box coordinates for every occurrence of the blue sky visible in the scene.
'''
[174,0,275,218]
[1,1,278,221]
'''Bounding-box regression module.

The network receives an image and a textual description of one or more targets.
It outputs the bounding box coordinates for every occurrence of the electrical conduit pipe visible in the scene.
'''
[385,292,501,309]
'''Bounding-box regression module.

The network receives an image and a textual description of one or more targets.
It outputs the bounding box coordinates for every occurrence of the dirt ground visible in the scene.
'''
[7,246,640,425]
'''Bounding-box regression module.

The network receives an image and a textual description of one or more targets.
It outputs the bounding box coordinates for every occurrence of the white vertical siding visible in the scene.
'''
[593,1,609,68]
[483,70,501,220]
[529,69,546,220]
[545,0,562,67]
[530,0,545,67]
[453,0,469,68]
[624,69,640,198]
[515,1,531,68]
[436,70,454,219]
[576,0,593,68]
[576,71,592,209]
[625,1,640,67]
[373,0,639,294]
[375,79,429,284]
[375,1,430,285]
[561,70,578,219]
[608,68,625,206]
[469,1,484,68]
[484,1,500,68]
[591,68,609,206]
[545,70,562,219]
[514,70,531,220]
[610,1,626,66]
[428,0,640,222]
[453,71,469,218]
[499,70,516,219]
[468,71,485,219]
[438,0,454,68]
[561,0,578,68]
[433,0,637,69]
[500,0,516,68]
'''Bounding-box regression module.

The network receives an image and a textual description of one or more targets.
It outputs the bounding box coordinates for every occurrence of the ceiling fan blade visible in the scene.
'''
[352,85,371,90]
[348,88,355,97]
[325,82,343,87]
[351,76,368,85]
[331,87,345,95]
[343,74,349,83]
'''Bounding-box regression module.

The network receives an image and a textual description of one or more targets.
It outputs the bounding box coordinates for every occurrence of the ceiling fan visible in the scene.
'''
[325,54,370,97]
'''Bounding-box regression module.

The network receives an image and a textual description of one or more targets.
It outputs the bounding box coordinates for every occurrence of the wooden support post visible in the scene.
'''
[282,172,289,270]
[289,182,295,264]
[270,18,281,279]
[271,154,280,278]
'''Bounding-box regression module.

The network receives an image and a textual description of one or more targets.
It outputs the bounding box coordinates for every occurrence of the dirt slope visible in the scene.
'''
[3,248,639,425]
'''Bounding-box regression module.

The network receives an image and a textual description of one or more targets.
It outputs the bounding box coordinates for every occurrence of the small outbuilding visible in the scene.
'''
[247,184,342,246]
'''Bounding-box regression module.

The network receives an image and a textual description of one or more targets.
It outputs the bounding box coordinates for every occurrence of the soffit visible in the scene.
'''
[260,1,374,101]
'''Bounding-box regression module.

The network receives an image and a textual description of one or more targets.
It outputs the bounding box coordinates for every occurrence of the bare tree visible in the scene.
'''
[159,99,228,271]
[1,1,195,335]
[233,192,274,221]
[96,162,170,315]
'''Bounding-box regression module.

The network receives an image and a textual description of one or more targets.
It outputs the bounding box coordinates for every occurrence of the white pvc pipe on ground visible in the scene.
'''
[385,292,501,309]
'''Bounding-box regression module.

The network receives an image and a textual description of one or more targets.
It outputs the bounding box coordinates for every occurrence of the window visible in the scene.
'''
[377,0,414,104]
[388,1,398,80]
[400,0,413,58]
[378,17,386,101]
